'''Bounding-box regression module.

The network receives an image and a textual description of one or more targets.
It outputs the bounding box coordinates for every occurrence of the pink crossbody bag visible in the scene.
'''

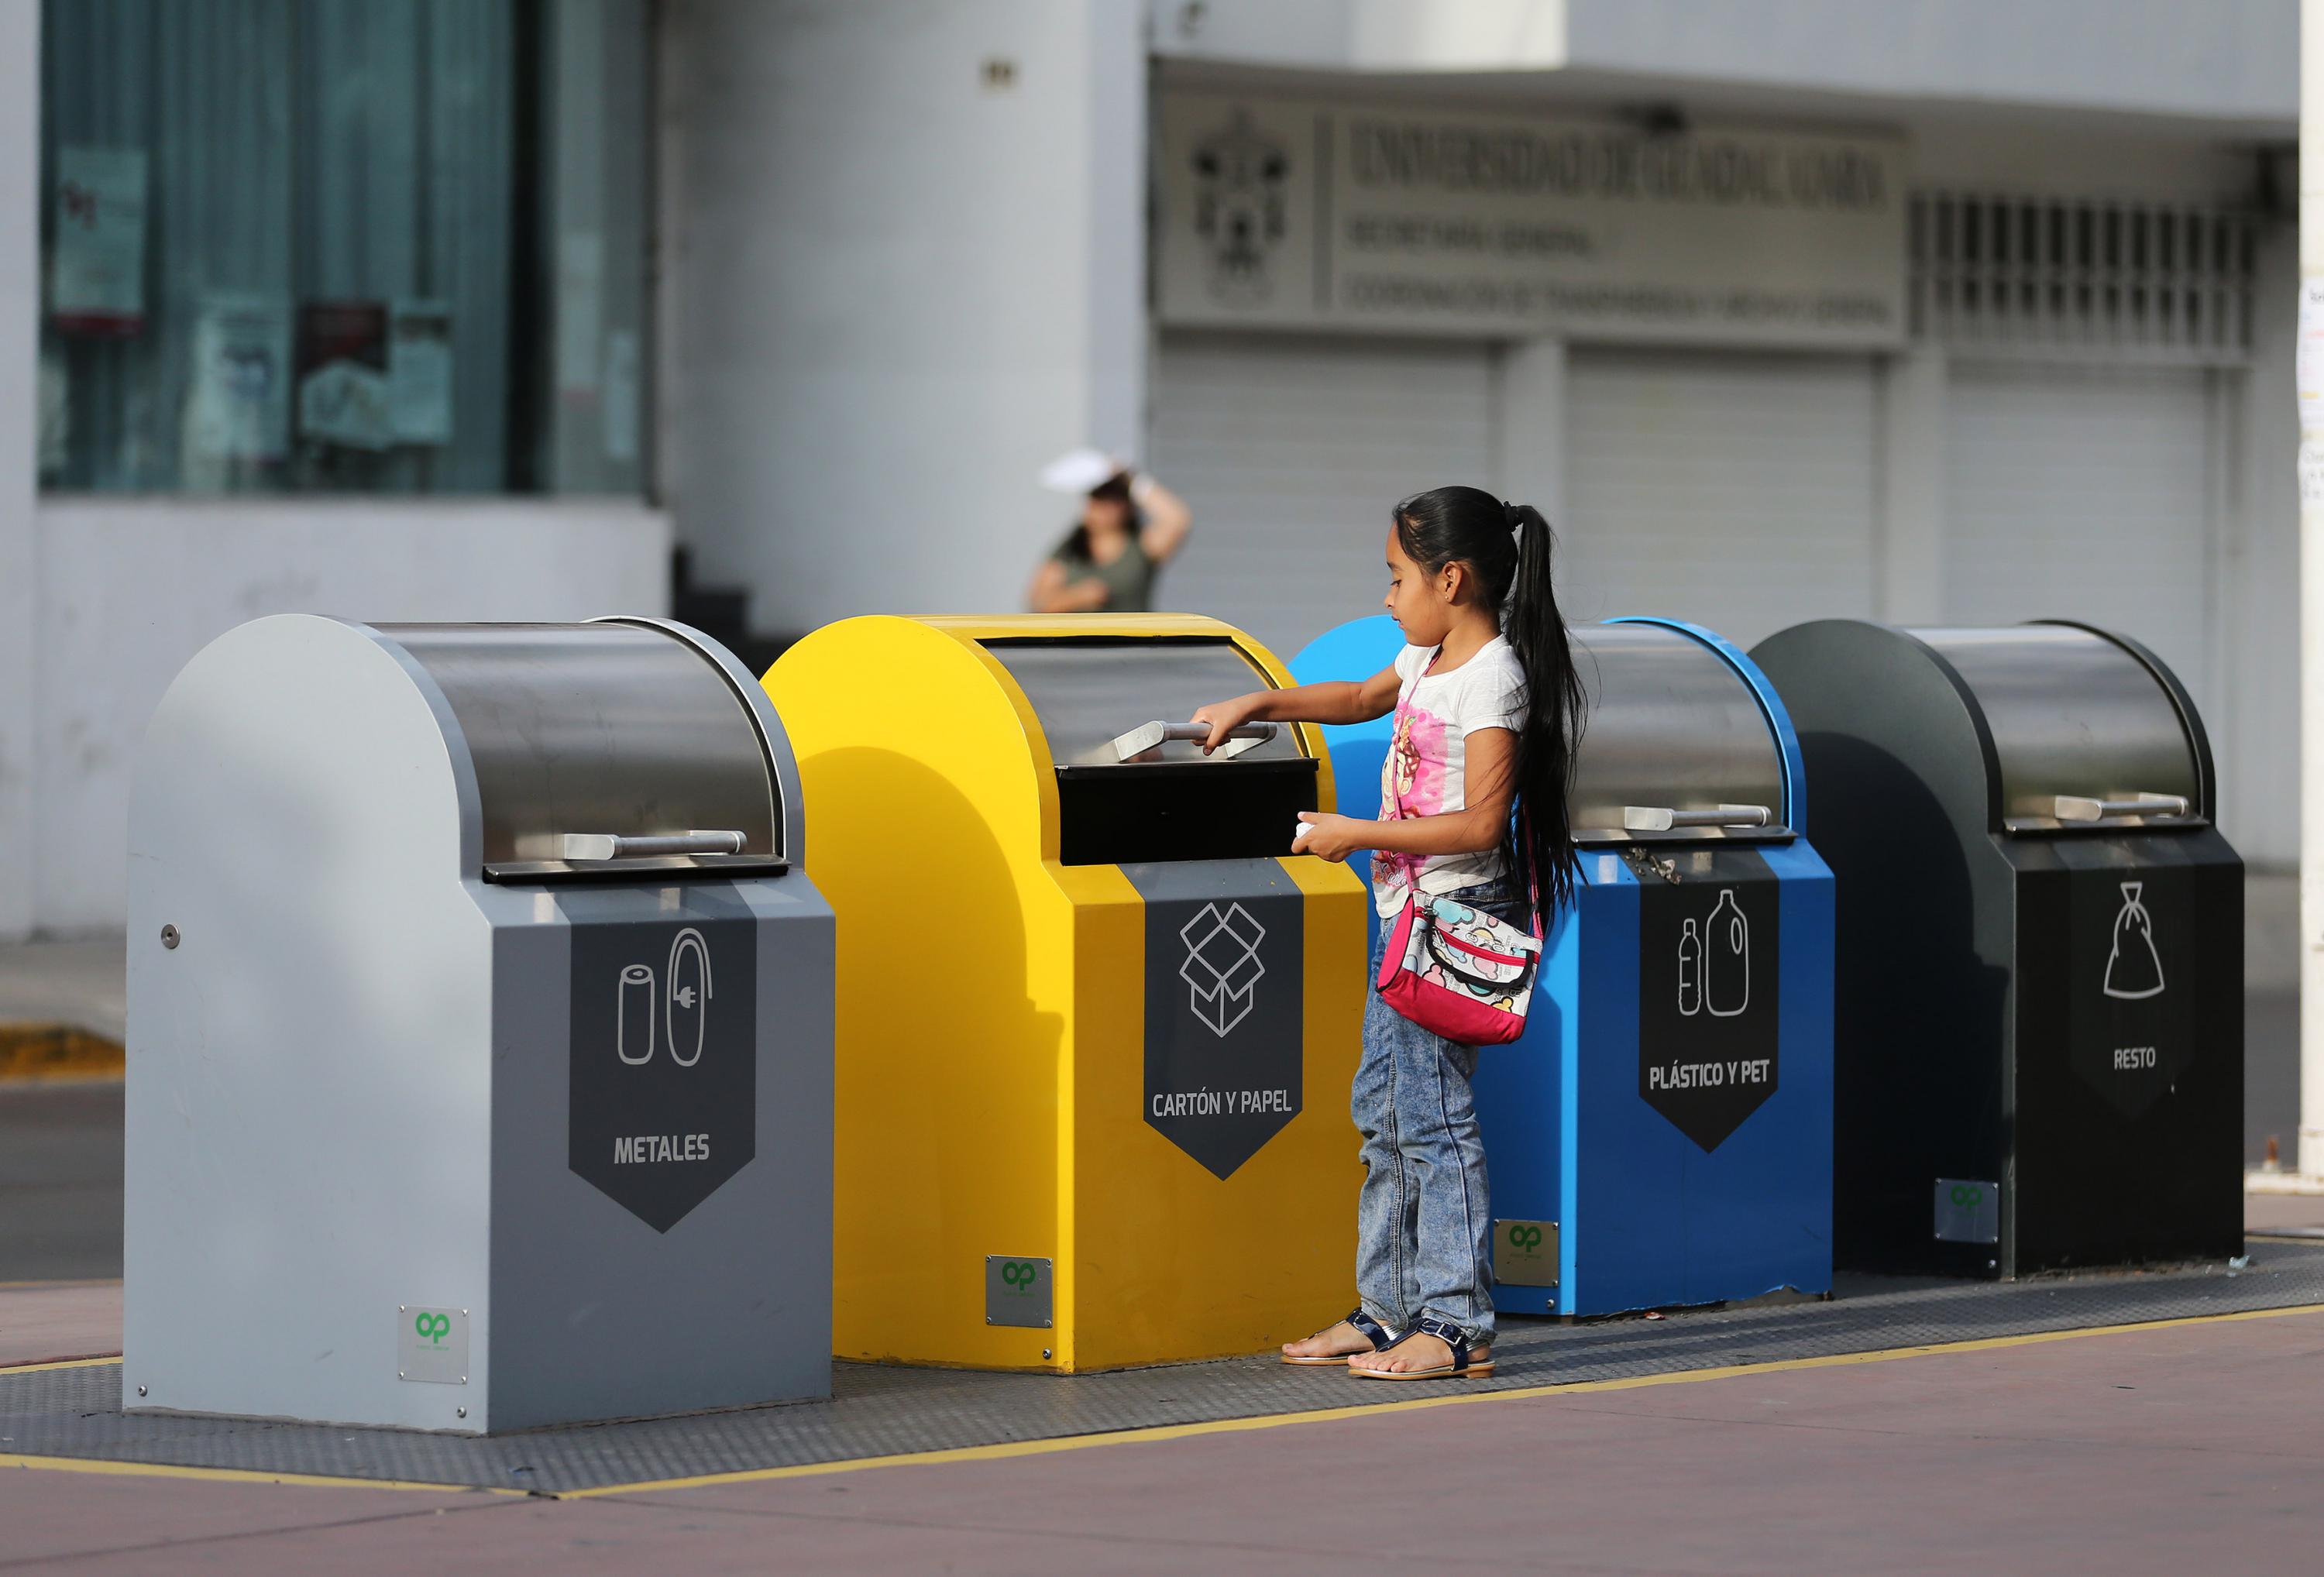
[1374,706,1545,1045]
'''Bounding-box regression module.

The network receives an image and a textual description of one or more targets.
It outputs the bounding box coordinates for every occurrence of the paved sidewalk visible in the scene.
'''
[3,1304,2320,1574]
[0,1282,119,1366]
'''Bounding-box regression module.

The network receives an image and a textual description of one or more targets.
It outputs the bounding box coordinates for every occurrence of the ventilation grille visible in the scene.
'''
[1910,193,2256,364]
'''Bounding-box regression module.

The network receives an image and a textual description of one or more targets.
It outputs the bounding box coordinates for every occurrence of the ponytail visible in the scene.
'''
[1391,486,1585,919]
[1499,502,1585,917]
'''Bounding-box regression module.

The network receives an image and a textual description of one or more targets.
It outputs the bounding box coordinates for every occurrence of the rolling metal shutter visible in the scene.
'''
[1942,362,2214,724]
[1563,348,1882,648]
[1147,330,1497,661]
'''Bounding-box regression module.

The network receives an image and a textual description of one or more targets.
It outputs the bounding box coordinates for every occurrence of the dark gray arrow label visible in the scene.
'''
[565,891,758,1232]
[1634,847,1781,1152]
[2066,857,2194,1120]
[1121,861,1304,1180]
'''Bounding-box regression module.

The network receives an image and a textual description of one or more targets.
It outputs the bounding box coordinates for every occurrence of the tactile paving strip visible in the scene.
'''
[5,1243,2319,1494]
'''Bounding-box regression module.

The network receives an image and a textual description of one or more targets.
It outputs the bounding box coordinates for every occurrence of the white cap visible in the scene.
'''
[1038,447,1123,495]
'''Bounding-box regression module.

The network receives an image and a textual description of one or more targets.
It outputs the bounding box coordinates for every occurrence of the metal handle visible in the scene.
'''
[2052,792,2191,823]
[559,830,748,861]
[1623,803,1773,832]
[1110,720,1280,761]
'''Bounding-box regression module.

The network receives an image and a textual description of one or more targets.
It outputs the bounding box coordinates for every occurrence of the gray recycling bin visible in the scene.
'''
[124,616,833,1433]
[1751,620,2241,1278]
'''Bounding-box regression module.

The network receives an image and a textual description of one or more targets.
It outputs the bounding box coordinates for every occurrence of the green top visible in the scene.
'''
[1053,534,1158,613]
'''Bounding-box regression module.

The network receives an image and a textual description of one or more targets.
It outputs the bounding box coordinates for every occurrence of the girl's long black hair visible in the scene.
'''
[1392,485,1585,919]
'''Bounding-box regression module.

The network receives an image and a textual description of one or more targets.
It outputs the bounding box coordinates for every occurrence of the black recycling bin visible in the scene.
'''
[1750,620,2242,1278]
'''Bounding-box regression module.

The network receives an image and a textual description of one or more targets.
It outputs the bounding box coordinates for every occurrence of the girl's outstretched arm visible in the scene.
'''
[1191,665,1399,750]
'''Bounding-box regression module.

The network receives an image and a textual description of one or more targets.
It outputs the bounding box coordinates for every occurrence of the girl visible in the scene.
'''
[1191,485,1583,1379]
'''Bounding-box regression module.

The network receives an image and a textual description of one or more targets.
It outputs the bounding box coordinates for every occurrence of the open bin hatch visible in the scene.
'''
[978,637,1318,866]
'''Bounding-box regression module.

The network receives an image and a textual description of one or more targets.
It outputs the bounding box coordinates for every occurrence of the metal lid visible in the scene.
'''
[1910,624,2205,830]
[375,622,784,877]
[1569,623,1790,843]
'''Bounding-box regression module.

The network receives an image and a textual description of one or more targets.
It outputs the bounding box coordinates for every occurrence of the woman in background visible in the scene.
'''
[1026,449,1193,613]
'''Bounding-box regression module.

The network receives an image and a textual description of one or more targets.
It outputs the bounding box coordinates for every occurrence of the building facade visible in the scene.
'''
[1,0,2302,937]
[662,0,2301,869]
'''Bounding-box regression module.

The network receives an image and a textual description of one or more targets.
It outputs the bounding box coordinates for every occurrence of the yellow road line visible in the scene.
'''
[5,1303,2322,1498]
[0,1453,515,1496]
[0,1277,122,1290]
[0,1355,122,1375]
[569,1299,2324,1498]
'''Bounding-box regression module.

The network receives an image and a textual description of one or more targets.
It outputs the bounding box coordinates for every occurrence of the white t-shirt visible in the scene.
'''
[1371,637,1528,919]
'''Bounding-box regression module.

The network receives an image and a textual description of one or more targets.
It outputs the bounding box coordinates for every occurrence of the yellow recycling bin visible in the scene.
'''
[765,614,1367,1371]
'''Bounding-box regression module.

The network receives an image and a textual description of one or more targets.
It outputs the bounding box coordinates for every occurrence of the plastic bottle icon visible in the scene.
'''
[1677,919,1703,1016]
[617,964,655,1063]
[2103,881,2165,1000]
[1704,889,1750,1019]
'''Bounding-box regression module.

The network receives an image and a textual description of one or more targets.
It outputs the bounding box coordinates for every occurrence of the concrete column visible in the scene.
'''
[2298,0,2324,1177]
[0,1,40,941]
[662,0,1150,634]
[1496,335,1568,529]
[1086,0,1147,460]
[1875,345,1948,626]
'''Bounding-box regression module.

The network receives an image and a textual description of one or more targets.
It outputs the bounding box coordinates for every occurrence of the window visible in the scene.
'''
[1910,191,2255,366]
[39,0,651,495]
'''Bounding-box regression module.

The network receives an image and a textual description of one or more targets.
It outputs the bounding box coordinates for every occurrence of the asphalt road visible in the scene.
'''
[0,1082,125,1283]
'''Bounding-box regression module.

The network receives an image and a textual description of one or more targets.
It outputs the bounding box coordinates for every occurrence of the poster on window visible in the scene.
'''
[388,298,455,445]
[297,301,394,451]
[52,147,149,337]
[184,294,293,464]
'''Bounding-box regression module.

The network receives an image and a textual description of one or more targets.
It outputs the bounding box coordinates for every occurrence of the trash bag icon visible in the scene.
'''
[2103,881,2165,1001]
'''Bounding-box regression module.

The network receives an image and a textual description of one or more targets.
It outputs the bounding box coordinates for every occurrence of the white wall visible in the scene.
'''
[1162,0,2295,126]
[0,0,39,940]
[1566,0,2295,125]
[1157,0,1569,70]
[28,500,671,934]
[662,0,1147,634]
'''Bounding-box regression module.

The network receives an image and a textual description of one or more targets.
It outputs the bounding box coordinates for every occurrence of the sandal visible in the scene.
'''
[1350,1313,1496,1380]
[1281,1307,1397,1365]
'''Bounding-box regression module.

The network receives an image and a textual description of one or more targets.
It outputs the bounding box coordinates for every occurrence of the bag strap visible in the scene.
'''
[1388,644,1549,943]
[1525,803,1545,940]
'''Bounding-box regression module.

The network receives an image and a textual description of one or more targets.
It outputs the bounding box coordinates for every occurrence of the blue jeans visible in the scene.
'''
[1356,878,1521,1348]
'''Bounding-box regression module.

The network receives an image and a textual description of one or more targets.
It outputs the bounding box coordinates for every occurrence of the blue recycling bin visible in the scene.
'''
[1290,616,1834,1316]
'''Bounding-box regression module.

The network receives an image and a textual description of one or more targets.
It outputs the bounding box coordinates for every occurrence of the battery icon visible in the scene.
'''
[617,964,655,1064]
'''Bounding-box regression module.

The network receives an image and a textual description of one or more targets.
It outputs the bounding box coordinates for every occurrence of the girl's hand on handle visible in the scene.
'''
[1190,696,1260,754]
[1293,812,1362,864]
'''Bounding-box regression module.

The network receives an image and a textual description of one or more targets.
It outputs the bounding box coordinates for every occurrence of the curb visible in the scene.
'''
[0,1026,125,1084]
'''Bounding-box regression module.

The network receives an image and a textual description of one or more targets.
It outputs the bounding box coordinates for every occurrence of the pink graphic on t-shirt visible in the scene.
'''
[1373,700,1447,893]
